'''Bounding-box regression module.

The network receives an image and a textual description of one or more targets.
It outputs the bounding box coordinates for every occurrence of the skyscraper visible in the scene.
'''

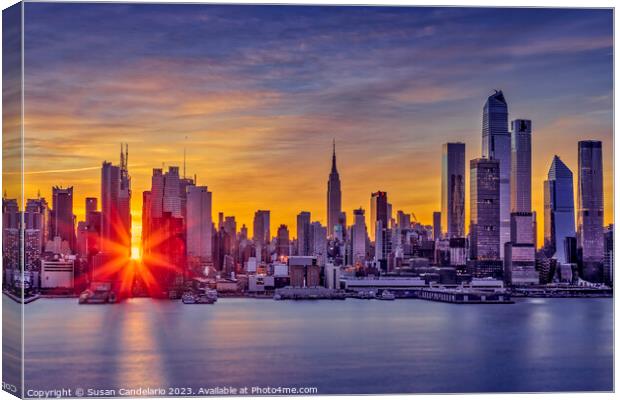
[311,221,328,266]
[25,197,48,250]
[101,161,119,251]
[276,224,290,258]
[163,166,182,218]
[85,197,98,214]
[100,144,131,255]
[52,186,75,252]
[543,156,575,264]
[186,186,213,261]
[253,210,270,246]
[370,191,388,241]
[441,142,465,238]
[351,208,367,263]
[482,90,511,258]
[2,198,20,269]
[511,119,532,213]
[577,140,604,263]
[469,158,500,260]
[296,211,311,256]
[150,168,165,219]
[433,211,441,241]
[327,140,342,238]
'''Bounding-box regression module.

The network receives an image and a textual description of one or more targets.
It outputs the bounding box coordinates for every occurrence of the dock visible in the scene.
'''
[416,287,513,304]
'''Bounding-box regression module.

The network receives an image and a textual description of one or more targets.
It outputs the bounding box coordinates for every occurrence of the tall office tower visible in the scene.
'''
[311,221,328,266]
[374,219,392,265]
[469,158,500,260]
[2,198,19,230]
[52,186,75,252]
[25,197,49,250]
[543,156,575,264]
[240,224,248,241]
[101,161,120,251]
[85,197,97,214]
[296,211,312,256]
[224,216,237,242]
[85,199,101,258]
[351,208,367,263]
[327,140,342,238]
[186,186,213,261]
[370,191,388,241]
[24,198,46,270]
[577,140,604,263]
[276,224,290,257]
[482,90,511,258]
[163,166,181,218]
[2,198,20,269]
[100,145,131,255]
[511,120,532,213]
[179,175,195,222]
[218,212,224,230]
[396,211,411,230]
[441,142,465,238]
[253,210,270,246]
[76,221,88,258]
[433,211,442,240]
[150,168,165,219]
[213,226,232,272]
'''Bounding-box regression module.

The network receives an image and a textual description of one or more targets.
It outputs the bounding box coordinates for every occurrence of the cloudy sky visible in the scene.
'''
[19,4,613,247]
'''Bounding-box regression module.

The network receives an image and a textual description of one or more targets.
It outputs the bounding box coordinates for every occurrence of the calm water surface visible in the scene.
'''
[17,297,613,394]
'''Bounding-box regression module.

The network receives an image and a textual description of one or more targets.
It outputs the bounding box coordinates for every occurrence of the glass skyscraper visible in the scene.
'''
[441,142,465,238]
[577,140,604,263]
[482,90,511,258]
[469,158,500,261]
[543,156,575,264]
[511,119,532,213]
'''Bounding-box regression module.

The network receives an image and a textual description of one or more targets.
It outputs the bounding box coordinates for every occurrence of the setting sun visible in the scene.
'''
[131,247,141,260]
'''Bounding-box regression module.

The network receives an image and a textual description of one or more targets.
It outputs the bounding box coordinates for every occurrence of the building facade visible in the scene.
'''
[441,142,465,238]
[543,156,576,264]
[577,140,604,263]
[482,90,511,258]
[511,119,532,213]
[469,158,500,260]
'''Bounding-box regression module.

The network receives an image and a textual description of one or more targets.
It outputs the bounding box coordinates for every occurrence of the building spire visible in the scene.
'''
[331,138,337,173]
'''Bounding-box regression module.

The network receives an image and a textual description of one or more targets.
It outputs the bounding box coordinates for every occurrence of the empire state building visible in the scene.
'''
[327,140,342,238]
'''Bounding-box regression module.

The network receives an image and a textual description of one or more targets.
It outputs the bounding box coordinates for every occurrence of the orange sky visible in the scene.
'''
[3,4,613,251]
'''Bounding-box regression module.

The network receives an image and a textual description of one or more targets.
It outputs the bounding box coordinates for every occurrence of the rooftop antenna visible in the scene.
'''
[37,189,41,198]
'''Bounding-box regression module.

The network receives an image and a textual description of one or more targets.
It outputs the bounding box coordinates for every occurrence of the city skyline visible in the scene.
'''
[5,5,613,250]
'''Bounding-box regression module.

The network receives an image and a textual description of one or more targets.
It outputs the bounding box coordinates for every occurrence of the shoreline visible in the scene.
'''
[4,291,612,305]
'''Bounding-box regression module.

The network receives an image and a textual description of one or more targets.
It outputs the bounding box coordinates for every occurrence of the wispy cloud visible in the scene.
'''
[16,4,613,246]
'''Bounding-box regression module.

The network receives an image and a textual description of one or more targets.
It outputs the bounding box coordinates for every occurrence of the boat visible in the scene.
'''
[78,288,114,304]
[205,289,218,303]
[379,290,396,301]
[182,289,217,304]
[181,292,196,304]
